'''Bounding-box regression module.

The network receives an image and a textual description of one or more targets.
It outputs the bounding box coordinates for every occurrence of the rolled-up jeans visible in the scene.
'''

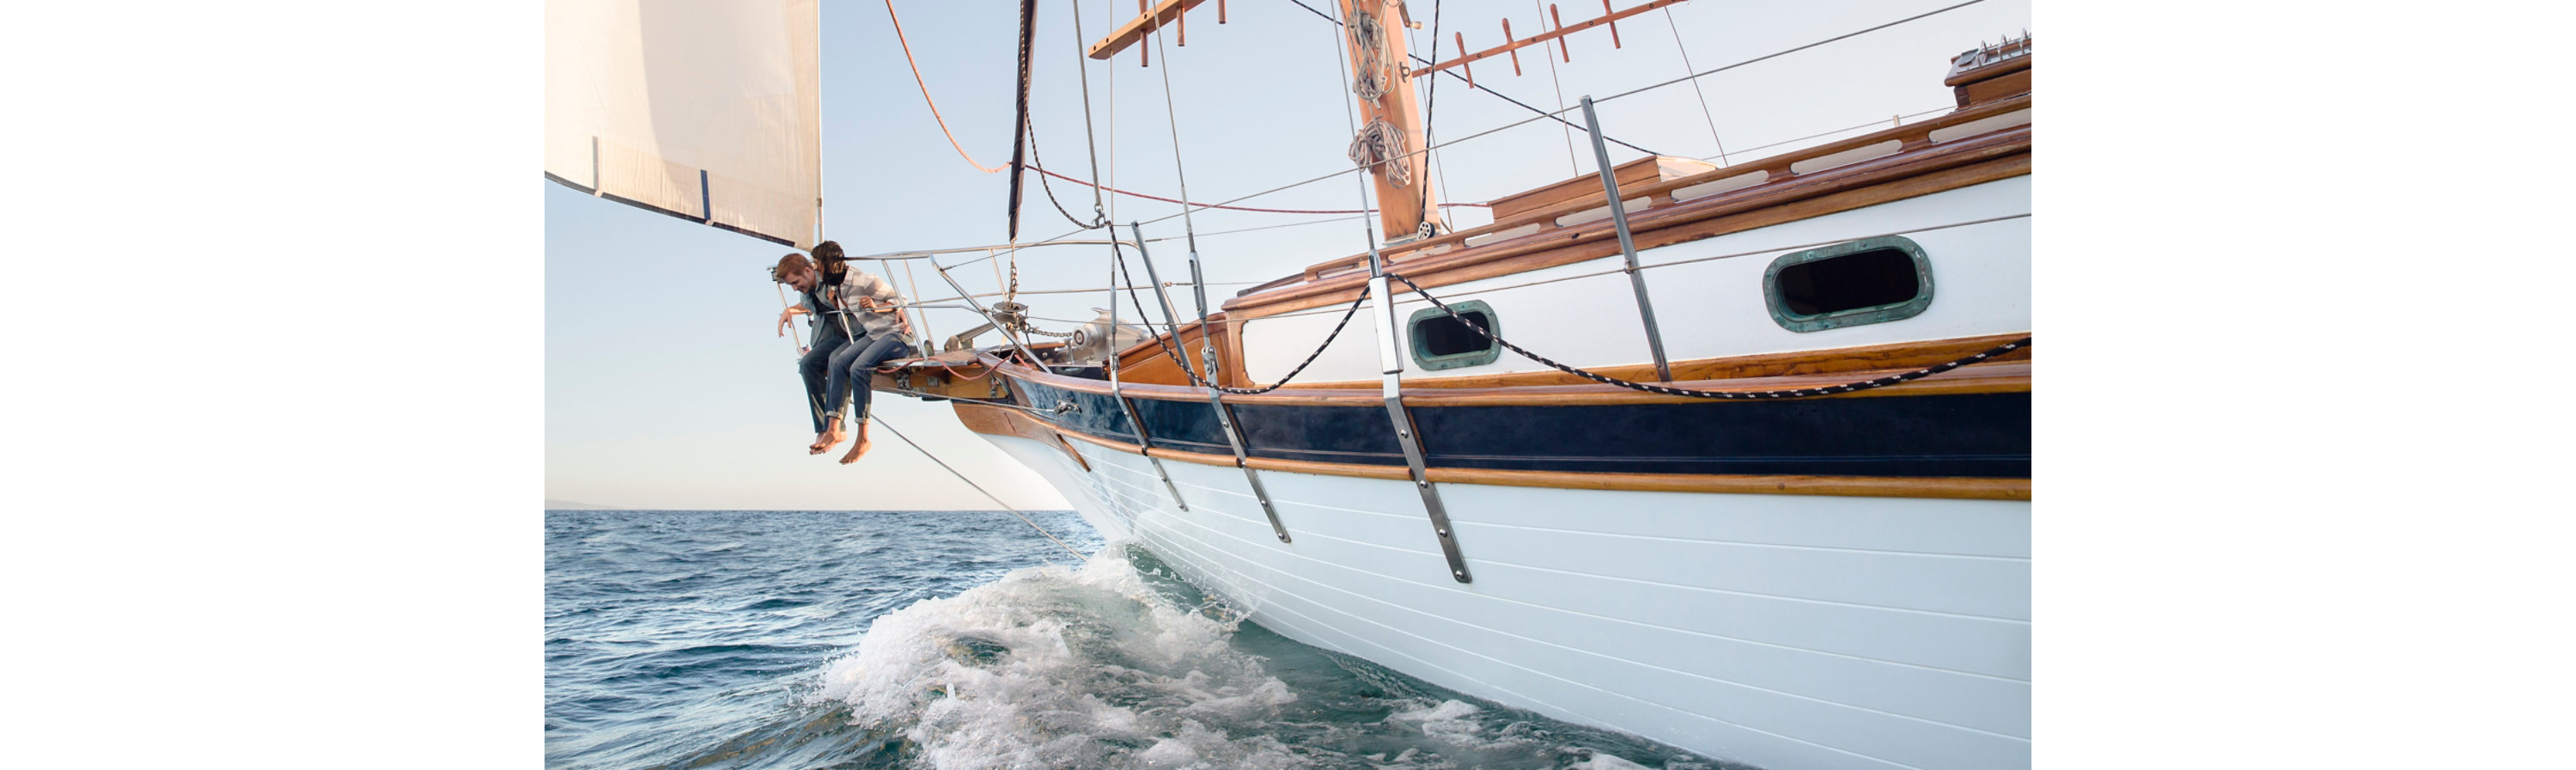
[824,333,911,425]
[795,327,852,434]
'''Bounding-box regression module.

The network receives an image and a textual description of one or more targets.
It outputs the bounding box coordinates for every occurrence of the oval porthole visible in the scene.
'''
[1763,235,1935,333]
[1408,299,1501,370]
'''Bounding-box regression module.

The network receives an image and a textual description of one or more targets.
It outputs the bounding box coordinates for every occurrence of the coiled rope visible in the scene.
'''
[1385,272,2028,400]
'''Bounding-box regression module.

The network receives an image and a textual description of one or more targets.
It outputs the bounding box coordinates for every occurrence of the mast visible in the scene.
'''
[1336,0,1441,241]
[1089,0,1442,241]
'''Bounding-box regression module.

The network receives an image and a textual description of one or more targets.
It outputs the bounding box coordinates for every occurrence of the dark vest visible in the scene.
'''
[801,286,851,350]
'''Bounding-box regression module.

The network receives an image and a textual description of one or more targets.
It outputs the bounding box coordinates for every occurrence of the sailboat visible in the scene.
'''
[547,2,2031,768]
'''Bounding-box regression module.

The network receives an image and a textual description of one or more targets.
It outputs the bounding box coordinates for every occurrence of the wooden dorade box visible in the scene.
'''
[1946,37,2031,109]
[1487,156,1718,223]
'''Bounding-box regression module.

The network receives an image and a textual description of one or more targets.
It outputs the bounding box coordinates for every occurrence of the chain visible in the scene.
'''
[1025,110,1106,230]
[1385,272,2027,400]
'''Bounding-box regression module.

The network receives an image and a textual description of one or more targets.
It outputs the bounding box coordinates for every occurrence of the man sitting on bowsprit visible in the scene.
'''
[772,241,915,464]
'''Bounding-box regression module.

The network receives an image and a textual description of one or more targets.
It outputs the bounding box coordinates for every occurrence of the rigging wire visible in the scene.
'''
[875,417,1094,565]
[1277,0,1657,156]
[1662,5,1730,166]
[1417,0,1443,230]
[1535,0,1580,174]
[1111,240,1377,394]
[883,0,1007,174]
[1064,0,1112,226]
[1322,0,1391,272]
[1702,105,1953,162]
[1593,0,1989,107]
[1143,215,1367,241]
[1029,165,1489,214]
[1123,0,1990,230]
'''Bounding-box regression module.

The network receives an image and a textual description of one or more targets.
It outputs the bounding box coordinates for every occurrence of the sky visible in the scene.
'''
[544,0,2037,510]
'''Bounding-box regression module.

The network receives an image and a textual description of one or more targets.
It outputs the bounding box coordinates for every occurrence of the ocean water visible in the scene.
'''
[546,510,1732,770]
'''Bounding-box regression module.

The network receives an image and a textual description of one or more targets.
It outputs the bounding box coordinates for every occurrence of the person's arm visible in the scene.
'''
[775,303,809,337]
[855,274,913,335]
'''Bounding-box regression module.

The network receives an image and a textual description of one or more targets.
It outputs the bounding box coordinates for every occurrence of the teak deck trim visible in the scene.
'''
[1226,126,2031,318]
[1232,95,2033,303]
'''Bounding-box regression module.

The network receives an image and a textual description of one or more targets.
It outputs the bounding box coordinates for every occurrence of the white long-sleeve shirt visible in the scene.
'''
[827,270,913,344]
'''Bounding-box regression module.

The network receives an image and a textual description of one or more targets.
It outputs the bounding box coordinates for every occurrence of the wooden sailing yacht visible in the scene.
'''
[549,2,2029,768]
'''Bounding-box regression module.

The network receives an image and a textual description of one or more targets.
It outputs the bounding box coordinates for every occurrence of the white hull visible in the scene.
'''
[977,432,2031,770]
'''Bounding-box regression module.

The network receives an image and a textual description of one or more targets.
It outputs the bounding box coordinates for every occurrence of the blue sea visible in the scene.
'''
[545,510,1732,770]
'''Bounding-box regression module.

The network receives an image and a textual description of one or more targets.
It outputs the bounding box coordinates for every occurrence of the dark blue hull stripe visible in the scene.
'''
[1002,377,2031,479]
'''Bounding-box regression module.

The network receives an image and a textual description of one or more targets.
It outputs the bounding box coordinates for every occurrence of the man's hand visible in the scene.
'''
[776,305,808,337]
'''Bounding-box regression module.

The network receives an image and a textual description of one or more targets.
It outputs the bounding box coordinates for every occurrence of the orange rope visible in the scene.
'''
[884,0,1005,174]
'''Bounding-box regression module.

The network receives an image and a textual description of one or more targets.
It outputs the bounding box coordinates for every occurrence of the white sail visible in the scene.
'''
[545,0,820,248]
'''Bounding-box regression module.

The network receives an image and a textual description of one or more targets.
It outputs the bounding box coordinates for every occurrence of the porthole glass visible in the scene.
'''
[1764,235,1935,332]
[1409,299,1501,370]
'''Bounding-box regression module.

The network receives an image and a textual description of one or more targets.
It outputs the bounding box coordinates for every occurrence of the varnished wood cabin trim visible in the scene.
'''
[1111,311,1235,387]
[1488,155,1709,222]
[991,350,2029,407]
[1945,51,2032,88]
[1258,95,2035,290]
[1957,69,2031,110]
[1032,420,2025,499]
[1228,141,2031,318]
[952,401,1090,470]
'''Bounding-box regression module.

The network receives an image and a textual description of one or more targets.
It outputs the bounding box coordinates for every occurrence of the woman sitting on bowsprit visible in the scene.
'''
[771,241,915,464]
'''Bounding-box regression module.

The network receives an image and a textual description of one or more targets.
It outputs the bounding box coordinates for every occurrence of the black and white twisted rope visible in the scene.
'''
[1385,272,2027,400]
[1114,250,1375,396]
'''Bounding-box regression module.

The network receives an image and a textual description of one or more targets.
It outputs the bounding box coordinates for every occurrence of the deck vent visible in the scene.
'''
[1764,235,1935,332]
[1409,299,1501,370]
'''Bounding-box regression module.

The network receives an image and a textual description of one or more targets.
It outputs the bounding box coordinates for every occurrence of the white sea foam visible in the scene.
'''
[810,546,1304,770]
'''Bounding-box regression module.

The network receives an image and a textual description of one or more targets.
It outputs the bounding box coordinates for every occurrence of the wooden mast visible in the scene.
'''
[1092,0,1443,240]
[1335,0,1441,241]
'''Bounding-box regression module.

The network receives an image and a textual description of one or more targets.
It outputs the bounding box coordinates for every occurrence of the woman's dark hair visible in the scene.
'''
[812,241,848,282]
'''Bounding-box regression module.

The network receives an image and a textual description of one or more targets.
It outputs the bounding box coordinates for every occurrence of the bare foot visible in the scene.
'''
[810,420,847,455]
[837,425,874,465]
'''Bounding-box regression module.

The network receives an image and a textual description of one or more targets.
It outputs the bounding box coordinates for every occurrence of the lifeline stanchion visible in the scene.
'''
[1580,95,1672,382]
